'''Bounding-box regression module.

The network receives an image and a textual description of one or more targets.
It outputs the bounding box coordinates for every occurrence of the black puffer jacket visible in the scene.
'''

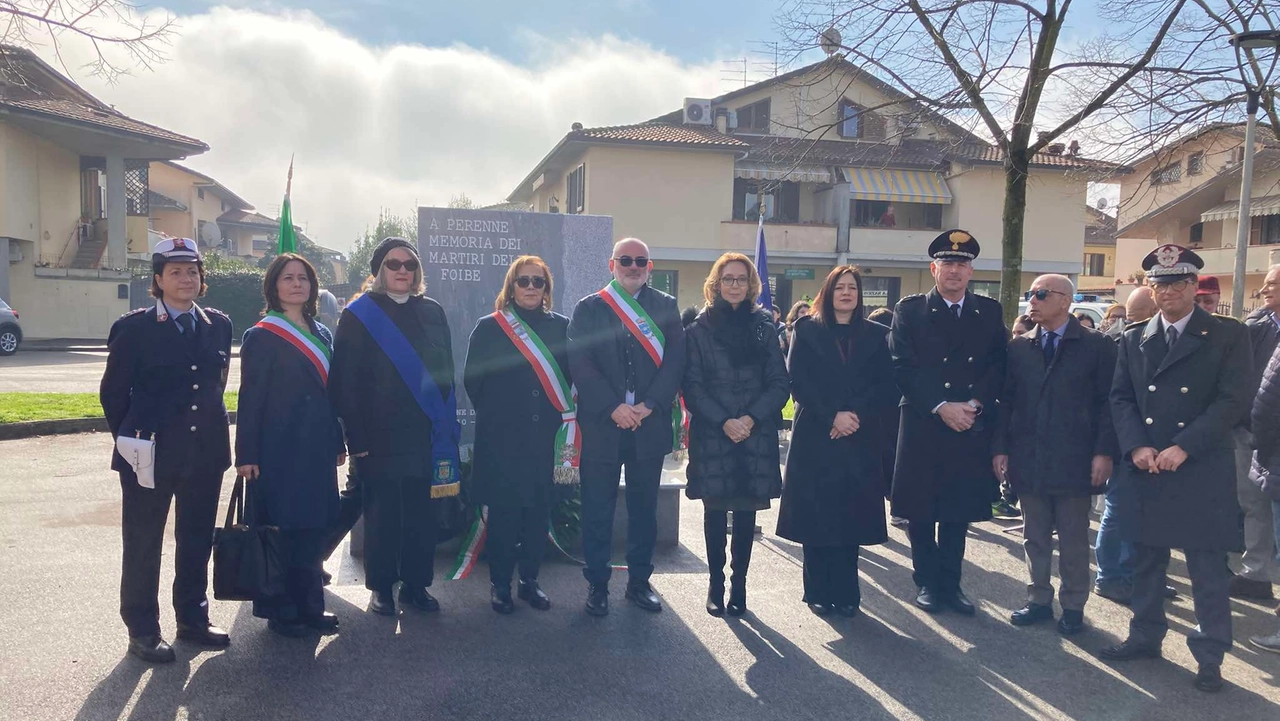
[682,301,789,508]
[1251,339,1280,500]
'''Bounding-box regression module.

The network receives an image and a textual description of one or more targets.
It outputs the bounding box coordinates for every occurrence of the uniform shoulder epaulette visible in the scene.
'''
[899,293,926,303]
[117,307,148,321]
[1212,313,1243,326]
[203,307,230,319]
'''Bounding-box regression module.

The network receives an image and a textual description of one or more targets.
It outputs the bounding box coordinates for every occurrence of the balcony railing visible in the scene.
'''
[720,220,836,254]
[1196,244,1280,276]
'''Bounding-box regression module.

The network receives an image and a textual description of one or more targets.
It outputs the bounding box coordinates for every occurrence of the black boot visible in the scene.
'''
[707,580,725,617]
[726,511,755,617]
[704,510,728,617]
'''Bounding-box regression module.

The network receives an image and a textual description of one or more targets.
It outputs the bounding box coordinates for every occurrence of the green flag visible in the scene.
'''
[277,156,297,254]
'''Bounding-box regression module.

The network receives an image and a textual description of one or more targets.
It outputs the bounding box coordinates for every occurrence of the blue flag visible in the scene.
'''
[755,215,772,310]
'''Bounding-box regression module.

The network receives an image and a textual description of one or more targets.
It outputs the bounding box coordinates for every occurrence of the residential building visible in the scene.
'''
[147,160,260,257]
[1115,123,1280,312]
[1080,205,1118,294]
[0,45,207,339]
[506,58,1119,312]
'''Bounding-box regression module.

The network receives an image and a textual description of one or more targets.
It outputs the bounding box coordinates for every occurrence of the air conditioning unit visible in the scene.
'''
[683,98,712,125]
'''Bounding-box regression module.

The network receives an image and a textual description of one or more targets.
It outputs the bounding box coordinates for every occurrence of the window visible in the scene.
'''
[197,187,205,200]
[567,164,585,214]
[736,99,770,134]
[838,100,886,140]
[1190,222,1204,245]
[1083,253,1107,276]
[124,162,148,217]
[733,179,799,222]
[968,280,1000,299]
[851,200,941,230]
[839,101,858,138]
[1252,215,1280,246]
[1150,162,1181,186]
[649,270,677,298]
[1187,152,1205,176]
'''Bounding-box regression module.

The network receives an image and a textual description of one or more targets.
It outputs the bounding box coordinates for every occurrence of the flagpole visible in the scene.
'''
[277,155,297,254]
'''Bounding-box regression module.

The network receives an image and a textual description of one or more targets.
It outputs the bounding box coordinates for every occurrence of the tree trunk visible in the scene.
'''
[999,149,1030,328]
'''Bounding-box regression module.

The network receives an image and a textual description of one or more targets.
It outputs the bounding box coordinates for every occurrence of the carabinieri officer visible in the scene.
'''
[100,237,234,663]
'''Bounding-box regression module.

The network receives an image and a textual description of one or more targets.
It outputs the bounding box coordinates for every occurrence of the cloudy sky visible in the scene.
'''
[41,1,1117,251]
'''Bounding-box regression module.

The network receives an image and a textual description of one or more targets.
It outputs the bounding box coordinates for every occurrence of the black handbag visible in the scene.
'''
[212,475,285,601]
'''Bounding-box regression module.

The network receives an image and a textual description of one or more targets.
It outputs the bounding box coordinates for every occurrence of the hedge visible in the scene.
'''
[202,267,267,336]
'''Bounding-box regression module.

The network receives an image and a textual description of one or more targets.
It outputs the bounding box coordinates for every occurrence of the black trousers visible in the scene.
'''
[802,545,861,607]
[487,503,550,588]
[362,475,439,592]
[580,437,664,587]
[704,508,755,587]
[118,467,223,638]
[1129,543,1233,666]
[907,520,969,595]
[253,528,325,622]
[322,466,363,561]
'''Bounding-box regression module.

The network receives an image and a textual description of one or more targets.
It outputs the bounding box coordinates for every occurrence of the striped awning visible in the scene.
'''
[1201,194,1280,223]
[843,168,952,204]
[735,162,833,184]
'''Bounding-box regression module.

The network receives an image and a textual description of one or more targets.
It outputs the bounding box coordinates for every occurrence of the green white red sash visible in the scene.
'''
[254,311,331,385]
[492,307,580,484]
[599,279,665,365]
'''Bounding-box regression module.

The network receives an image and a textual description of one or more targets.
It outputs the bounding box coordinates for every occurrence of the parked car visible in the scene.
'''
[1016,300,1111,327]
[0,297,22,355]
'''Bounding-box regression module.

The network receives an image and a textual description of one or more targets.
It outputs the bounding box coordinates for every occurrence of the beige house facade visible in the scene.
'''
[509,58,1115,312]
[1115,123,1280,312]
[0,45,207,339]
[1080,205,1118,294]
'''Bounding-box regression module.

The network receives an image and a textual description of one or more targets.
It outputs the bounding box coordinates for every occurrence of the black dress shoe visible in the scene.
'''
[399,586,440,613]
[268,619,310,638]
[1010,603,1054,627]
[807,602,834,616]
[706,582,725,617]
[128,635,176,663]
[321,570,333,587]
[914,587,942,614]
[491,585,515,615]
[1057,609,1085,636]
[1194,664,1224,693]
[1094,581,1133,606]
[301,612,339,632]
[518,579,551,610]
[836,604,860,618]
[625,583,662,612]
[1164,585,1179,600]
[1228,575,1274,600]
[726,582,746,617]
[585,584,609,616]
[946,590,977,616]
[1099,637,1162,662]
[368,589,396,616]
[176,623,231,648]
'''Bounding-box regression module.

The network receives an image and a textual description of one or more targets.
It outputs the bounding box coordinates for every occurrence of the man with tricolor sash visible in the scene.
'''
[568,237,685,616]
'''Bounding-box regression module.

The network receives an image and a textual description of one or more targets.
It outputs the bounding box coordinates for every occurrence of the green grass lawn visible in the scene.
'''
[0,393,239,424]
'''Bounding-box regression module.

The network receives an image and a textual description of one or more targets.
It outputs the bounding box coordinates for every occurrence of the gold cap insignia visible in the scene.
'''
[949,230,971,251]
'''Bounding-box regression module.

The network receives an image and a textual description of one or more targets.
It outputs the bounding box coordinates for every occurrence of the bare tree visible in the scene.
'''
[778,0,1279,323]
[0,0,176,81]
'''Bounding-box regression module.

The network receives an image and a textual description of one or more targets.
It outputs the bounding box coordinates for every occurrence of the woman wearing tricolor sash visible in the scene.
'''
[464,256,572,614]
[235,254,344,637]
[330,237,461,617]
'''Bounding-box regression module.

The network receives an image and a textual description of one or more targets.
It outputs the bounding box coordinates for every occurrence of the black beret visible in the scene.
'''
[370,236,419,277]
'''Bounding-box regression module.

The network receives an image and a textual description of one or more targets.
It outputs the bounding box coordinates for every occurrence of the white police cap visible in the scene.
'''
[152,237,201,262]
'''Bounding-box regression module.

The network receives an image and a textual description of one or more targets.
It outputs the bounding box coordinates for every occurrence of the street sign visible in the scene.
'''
[783,268,814,280]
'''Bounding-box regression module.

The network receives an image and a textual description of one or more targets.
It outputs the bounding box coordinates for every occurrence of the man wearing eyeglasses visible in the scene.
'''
[568,238,685,616]
[1102,244,1252,693]
[993,275,1117,636]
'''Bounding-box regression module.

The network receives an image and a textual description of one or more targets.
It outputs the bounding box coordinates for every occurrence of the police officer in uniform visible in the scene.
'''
[100,237,234,663]
[889,230,1007,614]
[1101,244,1252,693]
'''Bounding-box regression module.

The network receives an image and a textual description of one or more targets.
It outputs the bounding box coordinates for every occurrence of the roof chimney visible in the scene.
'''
[571,122,583,132]
[713,108,729,134]
[1068,139,1081,156]
[1046,143,1065,156]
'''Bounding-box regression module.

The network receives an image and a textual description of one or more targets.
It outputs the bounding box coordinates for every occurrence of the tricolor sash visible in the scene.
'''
[346,295,461,498]
[493,308,580,484]
[254,312,331,385]
[599,279,665,364]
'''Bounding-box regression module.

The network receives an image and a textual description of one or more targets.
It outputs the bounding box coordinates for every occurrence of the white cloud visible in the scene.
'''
[45,7,720,252]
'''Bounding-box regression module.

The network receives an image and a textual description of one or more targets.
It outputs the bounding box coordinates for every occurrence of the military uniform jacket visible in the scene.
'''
[889,289,1007,522]
[1110,307,1252,551]
[100,302,233,479]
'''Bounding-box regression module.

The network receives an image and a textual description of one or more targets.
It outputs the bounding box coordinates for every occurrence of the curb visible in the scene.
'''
[0,412,239,441]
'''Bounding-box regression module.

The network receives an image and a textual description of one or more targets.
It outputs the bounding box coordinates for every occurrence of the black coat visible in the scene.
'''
[1251,339,1280,500]
[234,320,344,530]
[992,316,1118,497]
[776,316,896,547]
[1110,307,1252,551]
[567,284,685,463]
[1244,308,1280,434]
[100,302,233,478]
[889,289,1007,522]
[330,293,456,481]
[682,303,789,508]
[463,307,571,508]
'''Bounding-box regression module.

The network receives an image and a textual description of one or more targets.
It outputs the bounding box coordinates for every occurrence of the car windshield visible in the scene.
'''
[0,298,10,310]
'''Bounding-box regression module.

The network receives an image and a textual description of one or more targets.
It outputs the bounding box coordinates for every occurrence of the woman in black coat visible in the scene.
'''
[464,256,571,614]
[683,253,790,617]
[776,265,896,617]
[330,238,460,617]
[236,254,344,637]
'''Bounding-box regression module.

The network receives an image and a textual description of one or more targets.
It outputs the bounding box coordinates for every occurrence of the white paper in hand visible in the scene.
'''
[116,435,156,489]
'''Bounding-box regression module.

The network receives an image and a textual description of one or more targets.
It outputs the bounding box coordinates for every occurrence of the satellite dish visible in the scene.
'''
[1096,197,1109,210]
[199,221,223,247]
[820,27,842,56]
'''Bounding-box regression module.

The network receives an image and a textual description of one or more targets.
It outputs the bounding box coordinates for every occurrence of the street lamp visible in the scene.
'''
[1226,30,1280,318]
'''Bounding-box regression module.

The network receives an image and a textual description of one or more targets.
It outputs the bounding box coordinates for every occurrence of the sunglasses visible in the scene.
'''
[515,276,547,290]
[613,255,648,268]
[383,258,419,272]
[1028,288,1068,301]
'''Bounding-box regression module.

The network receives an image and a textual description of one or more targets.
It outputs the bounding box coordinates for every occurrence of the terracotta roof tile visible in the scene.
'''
[570,123,747,149]
[0,97,206,150]
[743,135,950,169]
[217,209,277,228]
[950,143,1124,170]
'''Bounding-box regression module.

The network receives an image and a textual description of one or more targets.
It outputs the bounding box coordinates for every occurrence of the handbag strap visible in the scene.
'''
[223,475,246,528]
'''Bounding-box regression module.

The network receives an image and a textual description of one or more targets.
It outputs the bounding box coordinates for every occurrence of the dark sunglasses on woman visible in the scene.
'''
[383,258,420,272]
[613,255,648,268]
[515,276,547,290]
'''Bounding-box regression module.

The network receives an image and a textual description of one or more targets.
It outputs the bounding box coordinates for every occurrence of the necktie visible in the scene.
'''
[951,303,961,320]
[1166,324,1178,349]
[1042,330,1057,366]
[177,313,195,337]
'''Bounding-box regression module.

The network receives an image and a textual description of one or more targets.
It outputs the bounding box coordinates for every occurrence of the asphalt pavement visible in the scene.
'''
[0,351,241,394]
[1,431,1278,721]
